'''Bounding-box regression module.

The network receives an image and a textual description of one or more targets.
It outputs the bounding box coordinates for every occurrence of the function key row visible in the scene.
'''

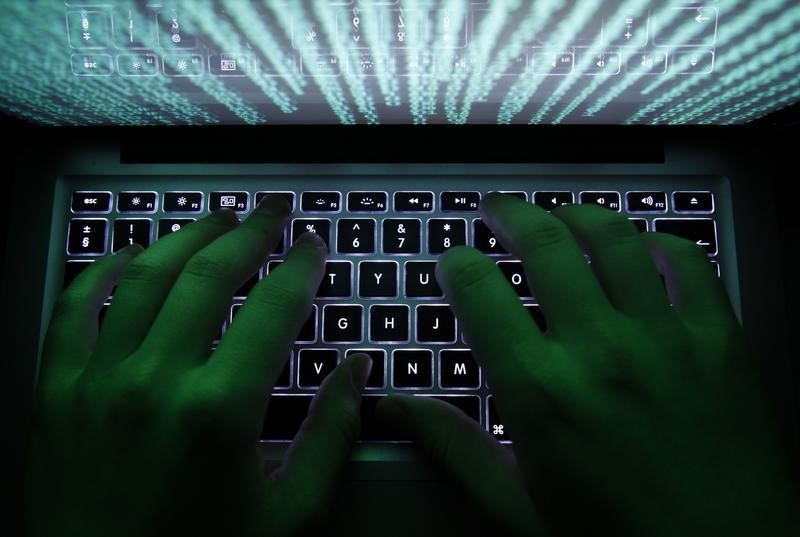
[71,190,716,214]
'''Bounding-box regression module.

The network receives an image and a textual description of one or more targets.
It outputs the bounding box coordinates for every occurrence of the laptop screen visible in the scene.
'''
[1,1,798,126]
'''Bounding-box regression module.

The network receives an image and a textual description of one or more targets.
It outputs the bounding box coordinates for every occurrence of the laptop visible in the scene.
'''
[2,0,798,534]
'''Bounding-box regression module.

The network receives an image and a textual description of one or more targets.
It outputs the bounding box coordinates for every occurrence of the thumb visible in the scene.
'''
[378,393,543,537]
[266,353,372,534]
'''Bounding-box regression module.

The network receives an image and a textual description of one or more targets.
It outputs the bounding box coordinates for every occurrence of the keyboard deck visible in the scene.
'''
[57,175,730,443]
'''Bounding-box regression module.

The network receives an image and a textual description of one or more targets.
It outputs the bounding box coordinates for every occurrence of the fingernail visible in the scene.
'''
[210,208,240,225]
[256,194,291,216]
[116,244,144,257]
[349,354,373,392]
[295,231,327,252]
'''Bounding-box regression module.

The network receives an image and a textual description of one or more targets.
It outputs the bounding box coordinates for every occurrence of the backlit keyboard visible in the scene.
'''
[62,181,723,443]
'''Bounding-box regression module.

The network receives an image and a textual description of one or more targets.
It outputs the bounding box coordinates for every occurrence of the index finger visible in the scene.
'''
[436,245,545,397]
[207,232,327,397]
[480,193,613,335]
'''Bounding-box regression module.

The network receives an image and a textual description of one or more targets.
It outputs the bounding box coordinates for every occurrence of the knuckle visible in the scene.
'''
[592,217,640,248]
[105,369,159,425]
[182,251,233,282]
[177,382,244,439]
[441,250,496,294]
[250,280,310,317]
[121,257,167,284]
[517,219,573,252]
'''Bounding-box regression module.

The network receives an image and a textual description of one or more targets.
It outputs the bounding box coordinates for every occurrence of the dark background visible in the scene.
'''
[1,111,797,534]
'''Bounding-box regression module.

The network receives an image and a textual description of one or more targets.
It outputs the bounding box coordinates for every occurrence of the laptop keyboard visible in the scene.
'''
[62,182,723,443]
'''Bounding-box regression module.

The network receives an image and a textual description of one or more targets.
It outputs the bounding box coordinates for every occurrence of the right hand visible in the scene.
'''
[378,194,799,536]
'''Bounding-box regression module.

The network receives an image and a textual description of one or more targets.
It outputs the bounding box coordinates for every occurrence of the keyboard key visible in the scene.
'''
[360,395,410,441]
[229,303,243,324]
[347,191,387,212]
[524,304,548,331]
[392,349,434,389]
[157,219,195,238]
[626,191,667,213]
[497,261,533,298]
[428,395,481,423]
[383,219,421,254]
[292,219,331,249]
[275,358,292,389]
[369,305,410,343]
[297,305,318,343]
[337,219,376,254]
[394,191,434,212]
[210,191,249,212]
[404,261,443,298]
[67,219,107,255]
[673,191,714,213]
[416,305,457,344]
[301,191,341,212]
[346,349,387,389]
[534,192,574,211]
[580,191,621,211]
[317,261,352,298]
[164,191,203,213]
[441,191,480,211]
[99,303,110,329]
[473,218,507,255]
[440,350,480,389]
[298,349,338,388]
[255,192,295,211]
[359,261,398,299]
[428,219,467,254]
[71,191,111,213]
[262,395,313,440]
[496,191,527,201]
[322,305,363,343]
[266,260,284,274]
[117,191,157,212]
[630,218,648,233]
[63,260,92,289]
[488,396,510,440]
[234,272,260,298]
[653,218,718,255]
[112,219,151,252]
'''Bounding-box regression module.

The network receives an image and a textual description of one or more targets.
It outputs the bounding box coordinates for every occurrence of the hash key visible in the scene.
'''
[67,219,107,255]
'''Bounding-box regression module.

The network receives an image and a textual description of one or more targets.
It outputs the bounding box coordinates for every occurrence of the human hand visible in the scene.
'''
[24,197,372,537]
[379,193,799,536]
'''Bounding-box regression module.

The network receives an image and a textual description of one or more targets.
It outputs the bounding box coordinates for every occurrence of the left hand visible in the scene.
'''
[24,196,372,537]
